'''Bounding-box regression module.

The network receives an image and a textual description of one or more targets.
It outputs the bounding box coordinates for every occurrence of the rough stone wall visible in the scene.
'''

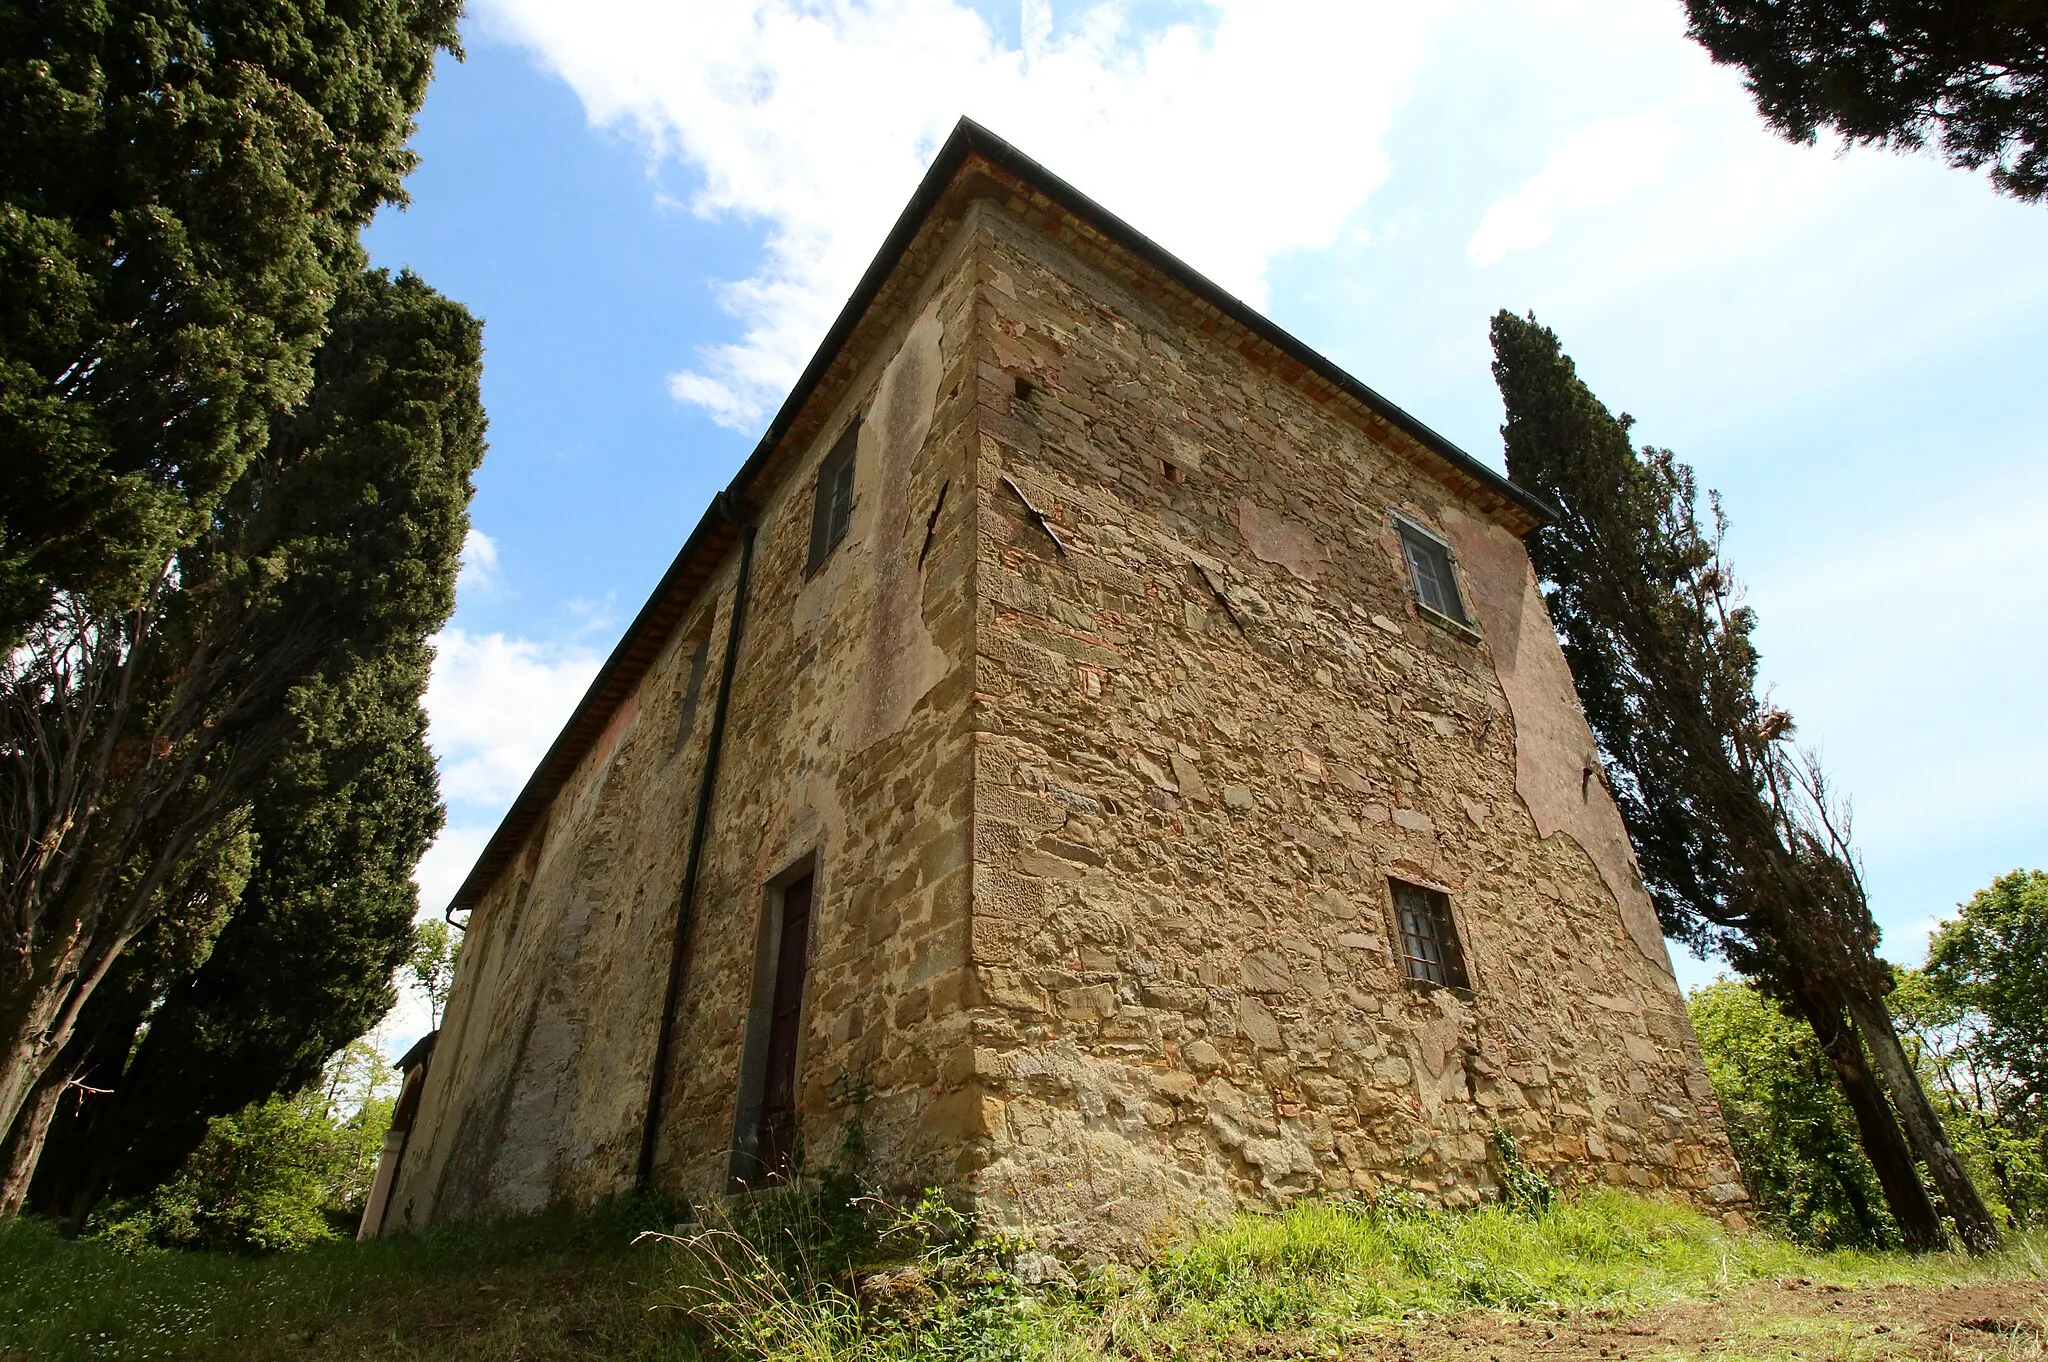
[385,613,719,1227]
[960,206,1744,1252]
[647,218,988,1200]
[389,178,1742,1245]
[388,214,990,1227]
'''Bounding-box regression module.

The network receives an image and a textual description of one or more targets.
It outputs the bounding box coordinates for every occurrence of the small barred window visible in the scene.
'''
[1391,879,1469,989]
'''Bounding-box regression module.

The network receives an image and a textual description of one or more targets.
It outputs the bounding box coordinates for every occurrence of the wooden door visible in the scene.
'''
[754,873,812,1182]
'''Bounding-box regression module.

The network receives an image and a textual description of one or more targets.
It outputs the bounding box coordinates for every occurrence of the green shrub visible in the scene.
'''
[1688,977,1897,1248]
[95,1084,391,1254]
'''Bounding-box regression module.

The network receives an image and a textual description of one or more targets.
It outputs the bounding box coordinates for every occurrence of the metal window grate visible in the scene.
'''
[1395,520,1470,625]
[1392,879,1469,988]
[807,420,859,576]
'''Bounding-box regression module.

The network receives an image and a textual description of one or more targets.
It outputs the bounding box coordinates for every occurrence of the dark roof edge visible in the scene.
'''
[444,504,737,913]
[445,116,1553,914]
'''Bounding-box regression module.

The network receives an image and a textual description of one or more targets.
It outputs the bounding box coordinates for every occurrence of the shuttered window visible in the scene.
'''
[1395,517,1470,625]
[807,421,859,576]
[1391,879,1469,989]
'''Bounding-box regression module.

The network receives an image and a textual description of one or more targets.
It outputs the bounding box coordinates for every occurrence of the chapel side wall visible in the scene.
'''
[963,211,1744,1249]
[391,218,990,1229]
[645,221,988,1200]
[386,574,743,1229]
[381,847,526,1230]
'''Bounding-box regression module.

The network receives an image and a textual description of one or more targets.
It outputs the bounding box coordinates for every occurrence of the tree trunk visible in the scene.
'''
[1843,986,2001,1253]
[1784,976,1947,1252]
[0,1064,69,1217]
[1835,1138,1875,1245]
[1833,1153,1881,1247]
[0,950,86,1190]
[25,969,156,1226]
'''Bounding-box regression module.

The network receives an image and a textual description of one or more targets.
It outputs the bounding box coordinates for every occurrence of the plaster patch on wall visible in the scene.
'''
[1444,514,1674,975]
[1236,498,1325,583]
[847,299,951,753]
[566,691,640,828]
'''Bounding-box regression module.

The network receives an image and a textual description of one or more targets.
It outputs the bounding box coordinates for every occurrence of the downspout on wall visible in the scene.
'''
[637,492,759,1187]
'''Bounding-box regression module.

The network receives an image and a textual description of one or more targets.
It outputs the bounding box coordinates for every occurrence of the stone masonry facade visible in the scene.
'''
[385,130,1746,1250]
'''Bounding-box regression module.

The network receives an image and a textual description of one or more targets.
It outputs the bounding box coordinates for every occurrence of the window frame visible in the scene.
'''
[1390,511,1477,636]
[806,419,860,578]
[1385,876,1472,992]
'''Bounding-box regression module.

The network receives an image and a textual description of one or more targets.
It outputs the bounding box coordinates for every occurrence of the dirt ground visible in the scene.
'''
[1337,1280,2048,1361]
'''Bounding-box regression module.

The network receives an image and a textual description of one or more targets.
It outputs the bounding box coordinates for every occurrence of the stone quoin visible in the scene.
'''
[372,119,1747,1250]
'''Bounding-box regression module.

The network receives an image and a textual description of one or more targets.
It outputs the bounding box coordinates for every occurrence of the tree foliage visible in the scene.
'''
[1925,871,2048,1120]
[1695,918,2048,1250]
[1,266,482,1205]
[1683,0,2048,204]
[1690,978,1893,1248]
[1889,963,2048,1227]
[30,628,443,1219]
[407,919,461,1028]
[0,0,463,647]
[1489,309,1997,1252]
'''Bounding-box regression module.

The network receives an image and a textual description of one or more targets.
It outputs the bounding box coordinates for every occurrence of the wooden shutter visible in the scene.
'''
[807,420,860,576]
[1396,521,1470,625]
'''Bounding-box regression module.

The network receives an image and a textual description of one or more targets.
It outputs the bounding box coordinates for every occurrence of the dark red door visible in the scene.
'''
[754,874,812,1182]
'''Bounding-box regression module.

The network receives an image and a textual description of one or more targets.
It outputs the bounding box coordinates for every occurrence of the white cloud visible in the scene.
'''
[478,0,1436,427]
[412,823,494,918]
[1468,112,1680,267]
[456,528,501,593]
[424,628,602,806]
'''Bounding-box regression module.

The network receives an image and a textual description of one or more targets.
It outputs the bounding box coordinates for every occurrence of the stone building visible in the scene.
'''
[379,120,1745,1247]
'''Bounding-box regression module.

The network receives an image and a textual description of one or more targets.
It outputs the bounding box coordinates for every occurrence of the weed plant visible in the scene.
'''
[657,1182,1033,1362]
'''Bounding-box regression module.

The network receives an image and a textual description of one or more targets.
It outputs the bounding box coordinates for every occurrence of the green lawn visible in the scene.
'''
[3,1189,2042,1361]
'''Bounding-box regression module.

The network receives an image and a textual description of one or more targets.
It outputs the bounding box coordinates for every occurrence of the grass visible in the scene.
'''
[0,1194,696,1361]
[2,1186,2043,1361]
[1129,1193,2037,1349]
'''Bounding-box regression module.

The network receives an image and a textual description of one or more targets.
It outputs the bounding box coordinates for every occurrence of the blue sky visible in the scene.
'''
[366,0,2048,1033]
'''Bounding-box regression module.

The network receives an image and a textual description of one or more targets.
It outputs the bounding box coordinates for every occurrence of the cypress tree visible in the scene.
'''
[0,822,252,1206]
[29,642,440,1223]
[0,266,483,1202]
[1490,309,1998,1252]
[1683,0,2048,205]
[0,0,460,647]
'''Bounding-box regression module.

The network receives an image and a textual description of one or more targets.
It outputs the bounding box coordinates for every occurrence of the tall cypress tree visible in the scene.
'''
[0,0,461,647]
[1490,309,1997,1252]
[30,641,441,1221]
[1683,0,2048,205]
[0,266,483,1204]
[0,820,253,1205]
